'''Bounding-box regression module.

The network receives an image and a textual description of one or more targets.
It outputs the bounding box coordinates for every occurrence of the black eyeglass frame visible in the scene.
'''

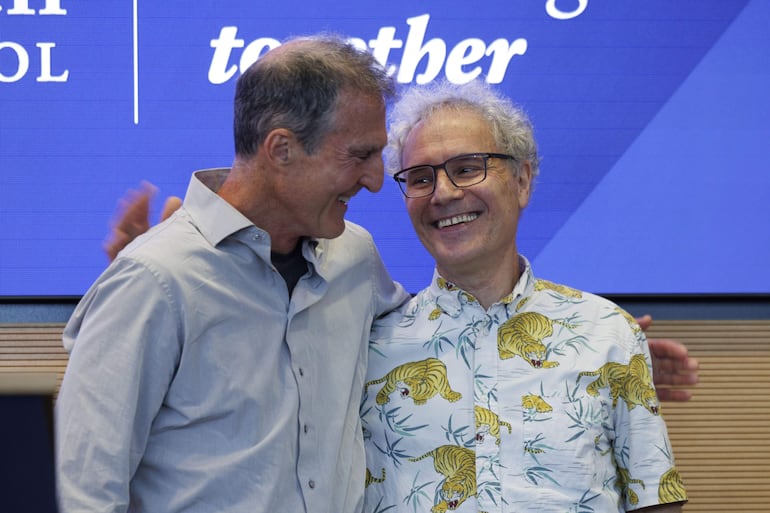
[392,152,516,198]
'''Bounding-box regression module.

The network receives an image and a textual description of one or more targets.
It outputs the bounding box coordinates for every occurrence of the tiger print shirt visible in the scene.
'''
[361,257,686,512]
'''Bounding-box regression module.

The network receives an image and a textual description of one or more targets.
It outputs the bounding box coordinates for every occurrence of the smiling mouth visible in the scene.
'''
[436,213,478,229]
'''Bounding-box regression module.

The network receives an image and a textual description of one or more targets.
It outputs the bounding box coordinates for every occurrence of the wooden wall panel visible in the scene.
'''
[646,320,770,511]
[0,323,68,396]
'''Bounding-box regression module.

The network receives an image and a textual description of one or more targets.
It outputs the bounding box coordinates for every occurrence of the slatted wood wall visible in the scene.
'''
[0,323,68,395]
[2,320,769,510]
[644,320,770,511]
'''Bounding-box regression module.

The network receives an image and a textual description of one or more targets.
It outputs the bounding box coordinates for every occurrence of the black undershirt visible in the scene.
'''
[270,243,308,295]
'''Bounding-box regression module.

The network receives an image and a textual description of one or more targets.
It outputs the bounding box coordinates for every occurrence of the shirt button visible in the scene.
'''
[304,424,308,433]
[308,480,316,489]
[298,368,304,376]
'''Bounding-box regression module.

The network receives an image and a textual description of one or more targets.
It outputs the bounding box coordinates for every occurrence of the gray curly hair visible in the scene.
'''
[384,80,540,182]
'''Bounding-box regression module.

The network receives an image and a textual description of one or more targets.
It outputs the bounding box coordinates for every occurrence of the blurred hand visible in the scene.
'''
[103,181,182,261]
[637,314,699,402]
[160,196,183,222]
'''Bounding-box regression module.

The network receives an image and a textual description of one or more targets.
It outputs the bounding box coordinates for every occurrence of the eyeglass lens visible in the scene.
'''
[401,154,487,196]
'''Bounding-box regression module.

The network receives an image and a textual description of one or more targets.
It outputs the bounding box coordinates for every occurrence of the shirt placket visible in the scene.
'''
[286,271,326,512]
[473,308,503,513]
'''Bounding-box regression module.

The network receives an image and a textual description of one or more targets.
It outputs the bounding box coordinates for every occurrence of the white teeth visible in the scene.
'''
[338,196,350,205]
[437,213,478,229]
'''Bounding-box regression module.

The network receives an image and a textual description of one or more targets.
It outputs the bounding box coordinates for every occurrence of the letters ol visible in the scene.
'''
[0,0,68,82]
[0,42,69,83]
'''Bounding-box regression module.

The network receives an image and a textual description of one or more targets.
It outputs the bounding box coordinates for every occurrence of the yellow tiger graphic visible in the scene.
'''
[614,306,643,335]
[593,434,612,456]
[365,467,385,487]
[522,394,553,414]
[534,278,583,299]
[497,312,560,368]
[409,445,476,513]
[617,464,645,505]
[365,358,462,405]
[437,277,477,304]
[524,446,545,455]
[516,279,583,310]
[658,467,687,503]
[515,296,530,310]
[437,276,457,291]
[577,354,660,415]
[474,405,512,445]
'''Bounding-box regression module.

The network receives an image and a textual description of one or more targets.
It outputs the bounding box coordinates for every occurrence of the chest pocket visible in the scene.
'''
[518,392,615,492]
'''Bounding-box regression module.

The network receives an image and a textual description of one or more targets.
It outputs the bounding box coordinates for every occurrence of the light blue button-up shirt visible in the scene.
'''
[55,169,410,513]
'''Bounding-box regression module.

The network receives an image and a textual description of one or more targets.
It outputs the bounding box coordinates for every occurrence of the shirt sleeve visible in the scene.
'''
[612,320,686,509]
[55,258,182,513]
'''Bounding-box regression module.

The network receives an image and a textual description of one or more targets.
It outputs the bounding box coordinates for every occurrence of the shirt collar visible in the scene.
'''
[428,255,536,317]
[184,168,324,262]
[182,168,255,247]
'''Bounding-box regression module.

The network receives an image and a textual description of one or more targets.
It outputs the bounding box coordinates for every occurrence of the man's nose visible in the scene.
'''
[360,159,385,193]
[431,168,463,202]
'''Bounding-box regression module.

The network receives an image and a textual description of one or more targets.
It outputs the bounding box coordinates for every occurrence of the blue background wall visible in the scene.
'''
[1,0,768,299]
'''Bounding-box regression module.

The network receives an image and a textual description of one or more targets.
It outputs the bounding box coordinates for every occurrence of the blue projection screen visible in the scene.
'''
[1,0,768,296]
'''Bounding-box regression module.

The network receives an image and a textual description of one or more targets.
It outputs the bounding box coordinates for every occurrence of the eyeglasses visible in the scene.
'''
[393,152,516,198]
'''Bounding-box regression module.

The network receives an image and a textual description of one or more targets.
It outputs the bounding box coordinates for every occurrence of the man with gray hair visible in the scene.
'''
[55,35,410,513]
[361,80,687,512]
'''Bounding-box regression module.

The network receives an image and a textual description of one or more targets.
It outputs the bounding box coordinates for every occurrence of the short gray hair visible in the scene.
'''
[234,34,395,157]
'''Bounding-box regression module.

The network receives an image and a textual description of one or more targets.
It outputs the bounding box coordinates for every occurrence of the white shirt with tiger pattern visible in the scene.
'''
[361,256,686,512]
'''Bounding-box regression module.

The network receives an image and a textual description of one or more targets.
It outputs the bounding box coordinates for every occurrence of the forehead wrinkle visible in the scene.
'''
[404,112,497,168]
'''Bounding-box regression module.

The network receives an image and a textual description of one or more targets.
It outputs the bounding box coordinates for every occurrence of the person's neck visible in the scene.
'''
[218,159,301,254]
[437,254,522,310]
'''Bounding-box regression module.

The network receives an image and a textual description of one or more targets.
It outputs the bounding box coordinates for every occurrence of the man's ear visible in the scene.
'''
[517,161,533,208]
[263,128,296,165]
